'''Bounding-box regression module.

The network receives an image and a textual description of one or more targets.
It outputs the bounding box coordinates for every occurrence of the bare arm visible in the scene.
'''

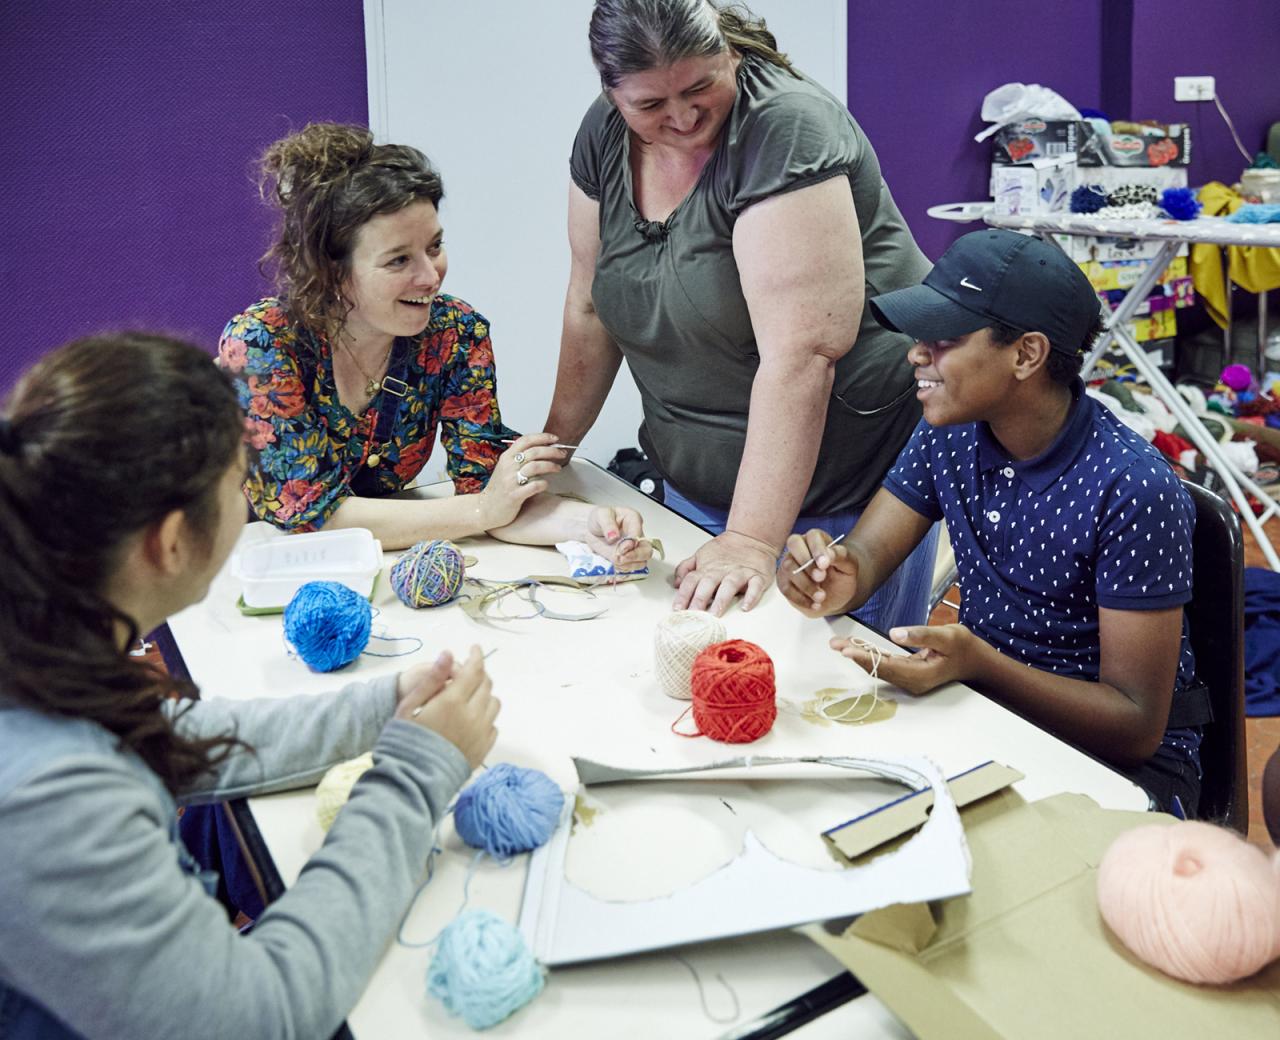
[675,175,864,614]
[544,183,624,447]
[840,606,1183,767]
[778,490,933,617]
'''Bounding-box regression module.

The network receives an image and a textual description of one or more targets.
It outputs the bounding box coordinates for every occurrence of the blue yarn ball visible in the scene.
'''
[1070,184,1109,214]
[283,580,372,672]
[1161,187,1202,221]
[427,909,544,1029]
[454,764,564,859]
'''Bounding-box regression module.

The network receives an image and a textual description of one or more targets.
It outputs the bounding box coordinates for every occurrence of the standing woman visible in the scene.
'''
[223,123,649,565]
[0,334,497,1038]
[546,0,937,620]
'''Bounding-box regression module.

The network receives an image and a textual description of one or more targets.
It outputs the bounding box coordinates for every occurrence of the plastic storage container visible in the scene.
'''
[231,528,383,610]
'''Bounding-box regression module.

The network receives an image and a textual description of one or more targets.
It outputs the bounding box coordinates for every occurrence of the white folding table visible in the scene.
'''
[165,460,1148,1039]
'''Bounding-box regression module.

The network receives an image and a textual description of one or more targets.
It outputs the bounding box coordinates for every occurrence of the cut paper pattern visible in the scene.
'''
[518,754,972,966]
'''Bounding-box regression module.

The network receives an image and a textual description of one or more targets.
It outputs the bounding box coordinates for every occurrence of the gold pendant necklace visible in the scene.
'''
[342,340,394,398]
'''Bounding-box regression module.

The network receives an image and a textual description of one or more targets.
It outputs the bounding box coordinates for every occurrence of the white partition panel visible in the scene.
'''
[366,0,847,466]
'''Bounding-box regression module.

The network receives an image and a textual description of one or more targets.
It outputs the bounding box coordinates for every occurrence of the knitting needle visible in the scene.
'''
[412,648,499,716]
[501,438,580,451]
[794,532,847,573]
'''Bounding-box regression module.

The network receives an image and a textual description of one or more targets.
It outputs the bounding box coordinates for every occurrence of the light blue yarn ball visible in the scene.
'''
[454,763,565,859]
[282,580,372,672]
[427,909,544,1029]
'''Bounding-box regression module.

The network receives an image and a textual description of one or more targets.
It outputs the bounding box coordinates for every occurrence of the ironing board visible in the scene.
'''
[929,204,1280,571]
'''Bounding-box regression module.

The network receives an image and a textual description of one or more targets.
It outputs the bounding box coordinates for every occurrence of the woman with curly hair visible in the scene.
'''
[0,334,499,1037]
[222,122,650,564]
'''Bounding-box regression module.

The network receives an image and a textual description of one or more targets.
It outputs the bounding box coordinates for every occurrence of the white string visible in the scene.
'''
[1212,92,1255,164]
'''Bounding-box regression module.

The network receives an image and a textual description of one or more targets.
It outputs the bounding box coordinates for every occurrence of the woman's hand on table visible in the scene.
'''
[395,647,499,769]
[478,433,568,530]
[832,623,983,697]
[672,531,778,616]
[778,529,858,617]
[584,505,653,573]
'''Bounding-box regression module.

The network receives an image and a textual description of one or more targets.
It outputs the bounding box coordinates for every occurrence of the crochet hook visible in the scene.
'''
[794,532,847,573]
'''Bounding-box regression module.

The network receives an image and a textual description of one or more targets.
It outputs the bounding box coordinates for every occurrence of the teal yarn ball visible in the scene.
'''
[454,764,565,859]
[283,580,371,672]
[427,909,544,1029]
[391,539,466,608]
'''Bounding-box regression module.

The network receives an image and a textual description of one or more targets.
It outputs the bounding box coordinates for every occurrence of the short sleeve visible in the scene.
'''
[724,92,859,213]
[218,301,350,531]
[881,420,942,522]
[569,94,613,201]
[1095,461,1194,610]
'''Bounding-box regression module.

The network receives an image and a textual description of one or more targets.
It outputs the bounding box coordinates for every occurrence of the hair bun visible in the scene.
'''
[261,122,375,203]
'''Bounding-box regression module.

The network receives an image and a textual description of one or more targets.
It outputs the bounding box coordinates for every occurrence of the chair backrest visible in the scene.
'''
[1180,480,1248,830]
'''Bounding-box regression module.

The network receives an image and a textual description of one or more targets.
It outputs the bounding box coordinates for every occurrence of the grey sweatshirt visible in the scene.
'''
[0,677,470,1039]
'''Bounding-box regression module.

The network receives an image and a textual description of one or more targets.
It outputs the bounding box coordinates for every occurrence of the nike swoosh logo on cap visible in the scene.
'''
[960,277,983,291]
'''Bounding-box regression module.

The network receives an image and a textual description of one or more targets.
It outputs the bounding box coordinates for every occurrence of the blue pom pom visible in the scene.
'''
[283,581,371,672]
[1070,185,1109,214]
[427,909,544,1029]
[454,764,564,859]
[1160,187,1201,221]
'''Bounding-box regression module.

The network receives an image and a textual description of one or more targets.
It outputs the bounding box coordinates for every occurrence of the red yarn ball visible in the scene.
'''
[689,639,777,744]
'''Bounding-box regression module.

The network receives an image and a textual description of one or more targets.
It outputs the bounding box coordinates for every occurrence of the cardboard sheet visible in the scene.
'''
[805,792,1280,1039]
[519,754,973,966]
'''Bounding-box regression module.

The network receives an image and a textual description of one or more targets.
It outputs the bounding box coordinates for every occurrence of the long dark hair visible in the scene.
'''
[588,0,796,89]
[259,122,445,347]
[0,333,246,793]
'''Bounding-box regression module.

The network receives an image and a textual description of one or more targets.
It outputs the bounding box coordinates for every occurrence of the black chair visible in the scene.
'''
[1181,480,1248,830]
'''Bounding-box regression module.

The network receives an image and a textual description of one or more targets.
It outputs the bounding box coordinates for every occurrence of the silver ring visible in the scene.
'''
[516,471,529,486]
[514,451,526,464]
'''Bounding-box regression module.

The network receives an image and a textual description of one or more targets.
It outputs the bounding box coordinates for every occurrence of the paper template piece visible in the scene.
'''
[519,754,972,966]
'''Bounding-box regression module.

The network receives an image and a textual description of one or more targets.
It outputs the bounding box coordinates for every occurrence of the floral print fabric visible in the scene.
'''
[218,295,513,531]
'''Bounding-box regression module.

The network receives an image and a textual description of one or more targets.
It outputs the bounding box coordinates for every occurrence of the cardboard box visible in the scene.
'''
[1074,165,1188,192]
[1080,255,1189,292]
[1053,233,1190,263]
[990,119,1091,164]
[1081,124,1192,167]
[804,791,1280,1040]
[990,156,1076,216]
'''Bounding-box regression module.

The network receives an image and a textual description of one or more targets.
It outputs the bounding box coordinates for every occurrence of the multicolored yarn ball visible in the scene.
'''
[1160,186,1202,221]
[315,752,374,831]
[654,610,727,700]
[454,763,565,859]
[1070,184,1109,214]
[283,580,372,672]
[391,539,466,608]
[427,909,545,1029]
[1097,821,1280,985]
[689,639,777,744]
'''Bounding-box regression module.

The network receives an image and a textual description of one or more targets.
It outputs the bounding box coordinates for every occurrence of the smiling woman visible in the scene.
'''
[219,123,653,566]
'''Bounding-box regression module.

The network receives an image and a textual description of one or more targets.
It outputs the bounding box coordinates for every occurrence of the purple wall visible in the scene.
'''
[1129,0,1280,189]
[0,0,367,393]
[849,1,1104,261]
[849,1,1279,262]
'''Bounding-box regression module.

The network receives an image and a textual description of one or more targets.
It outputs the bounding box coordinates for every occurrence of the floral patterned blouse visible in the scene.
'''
[218,295,514,531]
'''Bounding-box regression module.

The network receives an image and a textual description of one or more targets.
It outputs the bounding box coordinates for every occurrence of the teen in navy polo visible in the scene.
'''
[778,229,1209,816]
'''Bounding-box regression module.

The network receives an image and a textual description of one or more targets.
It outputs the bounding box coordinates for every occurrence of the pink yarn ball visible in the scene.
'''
[1097,821,1280,985]
[1220,363,1254,392]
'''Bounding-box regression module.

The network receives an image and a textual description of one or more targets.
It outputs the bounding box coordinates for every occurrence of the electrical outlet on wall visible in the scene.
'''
[1174,76,1215,102]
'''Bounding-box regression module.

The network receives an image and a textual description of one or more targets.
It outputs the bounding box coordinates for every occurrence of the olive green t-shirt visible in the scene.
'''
[570,55,931,514]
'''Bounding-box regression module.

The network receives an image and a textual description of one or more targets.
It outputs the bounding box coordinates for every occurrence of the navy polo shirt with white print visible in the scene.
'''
[882,378,1200,766]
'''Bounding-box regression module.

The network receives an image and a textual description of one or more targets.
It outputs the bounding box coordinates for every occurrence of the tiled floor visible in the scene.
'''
[931,517,1280,850]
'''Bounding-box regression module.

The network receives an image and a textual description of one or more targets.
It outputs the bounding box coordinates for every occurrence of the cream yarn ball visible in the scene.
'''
[654,611,727,700]
[1097,820,1280,985]
[315,752,375,831]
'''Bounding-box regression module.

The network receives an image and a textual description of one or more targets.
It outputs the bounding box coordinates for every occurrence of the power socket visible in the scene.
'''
[1174,75,1215,102]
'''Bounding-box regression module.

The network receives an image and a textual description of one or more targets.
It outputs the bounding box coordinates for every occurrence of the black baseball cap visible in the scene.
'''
[869,229,1101,355]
